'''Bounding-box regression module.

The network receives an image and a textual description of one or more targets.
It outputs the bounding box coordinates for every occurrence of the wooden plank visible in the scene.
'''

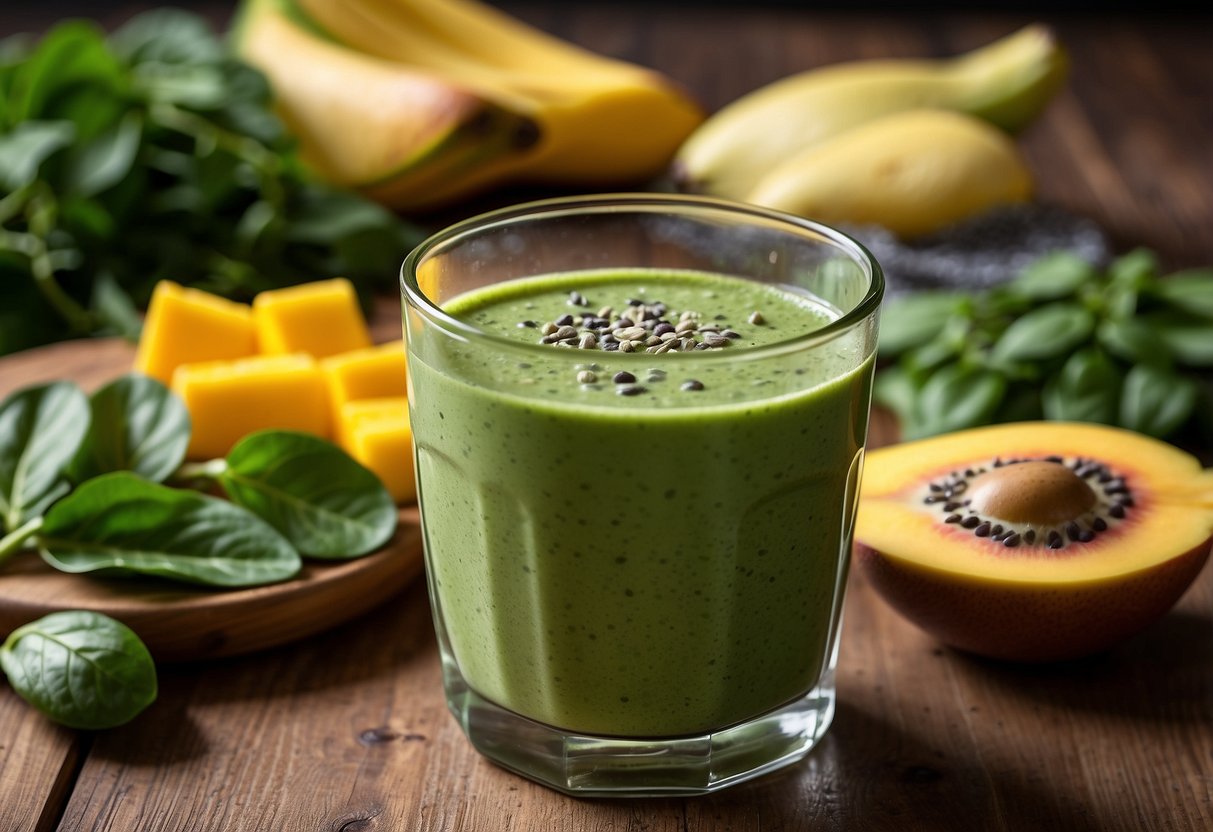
[0,687,81,832]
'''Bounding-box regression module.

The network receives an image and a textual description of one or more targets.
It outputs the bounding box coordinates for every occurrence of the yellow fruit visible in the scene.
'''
[246,0,702,210]
[745,110,1032,238]
[253,278,371,358]
[233,0,537,198]
[134,281,257,384]
[321,341,407,411]
[338,398,416,503]
[676,25,1065,200]
[855,422,1213,661]
[172,354,330,459]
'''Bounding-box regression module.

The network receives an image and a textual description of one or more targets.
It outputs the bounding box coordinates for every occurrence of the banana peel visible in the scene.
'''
[675,25,1066,201]
[235,0,703,212]
[233,0,537,198]
[745,109,1033,239]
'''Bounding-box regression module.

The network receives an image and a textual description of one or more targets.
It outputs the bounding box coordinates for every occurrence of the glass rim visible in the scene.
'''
[400,193,884,361]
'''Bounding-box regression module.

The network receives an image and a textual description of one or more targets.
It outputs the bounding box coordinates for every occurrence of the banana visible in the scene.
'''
[744,109,1032,238]
[675,25,1066,200]
[282,0,703,203]
[233,0,537,199]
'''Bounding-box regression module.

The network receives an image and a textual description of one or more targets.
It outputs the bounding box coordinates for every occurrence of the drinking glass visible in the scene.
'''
[401,194,882,795]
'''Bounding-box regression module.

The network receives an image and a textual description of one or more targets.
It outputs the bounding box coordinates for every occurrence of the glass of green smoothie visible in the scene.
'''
[401,194,882,796]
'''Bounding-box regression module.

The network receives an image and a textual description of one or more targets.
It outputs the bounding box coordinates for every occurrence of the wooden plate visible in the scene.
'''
[0,338,425,661]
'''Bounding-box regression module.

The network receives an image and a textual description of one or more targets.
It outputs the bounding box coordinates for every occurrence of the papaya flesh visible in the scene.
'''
[855,422,1213,661]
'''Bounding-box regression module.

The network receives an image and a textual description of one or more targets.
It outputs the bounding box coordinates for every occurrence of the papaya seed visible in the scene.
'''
[922,456,1134,550]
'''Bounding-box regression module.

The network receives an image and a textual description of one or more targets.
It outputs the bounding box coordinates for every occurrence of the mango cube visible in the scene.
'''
[253,278,371,358]
[322,341,407,410]
[172,354,330,459]
[134,281,257,383]
[337,398,415,503]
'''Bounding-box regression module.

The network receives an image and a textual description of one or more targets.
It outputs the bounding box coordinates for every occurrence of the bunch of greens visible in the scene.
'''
[0,372,399,727]
[876,249,1213,442]
[0,9,421,356]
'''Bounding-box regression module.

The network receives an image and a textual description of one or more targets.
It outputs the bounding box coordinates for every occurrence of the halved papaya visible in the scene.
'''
[855,422,1213,661]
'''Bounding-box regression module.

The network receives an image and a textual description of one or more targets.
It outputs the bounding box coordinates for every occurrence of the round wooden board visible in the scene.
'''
[0,338,426,661]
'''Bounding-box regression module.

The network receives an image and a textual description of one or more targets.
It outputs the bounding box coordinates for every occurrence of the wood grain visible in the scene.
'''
[0,5,1210,832]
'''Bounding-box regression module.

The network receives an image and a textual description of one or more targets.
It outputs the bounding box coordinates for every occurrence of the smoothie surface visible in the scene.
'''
[435,269,848,409]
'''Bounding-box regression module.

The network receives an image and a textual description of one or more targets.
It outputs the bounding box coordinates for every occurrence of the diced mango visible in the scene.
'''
[172,354,330,459]
[134,281,257,383]
[321,341,407,411]
[253,278,371,358]
[338,398,415,503]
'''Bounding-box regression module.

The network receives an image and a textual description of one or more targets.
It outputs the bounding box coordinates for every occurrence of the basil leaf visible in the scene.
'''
[994,385,1043,424]
[1118,364,1198,438]
[1150,269,1213,319]
[0,121,75,190]
[1096,318,1172,366]
[65,110,142,197]
[89,271,143,340]
[875,293,966,358]
[1108,248,1159,289]
[991,303,1095,363]
[909,364,1006,439]
[220,431,397,559]
[0,382,89,532]
[67,374,190,484]
[1042,348,1122,424]
[1008,252,1097,300]
[40,472,301,587]
[0,610,156,730]
[1145,312,1213,367]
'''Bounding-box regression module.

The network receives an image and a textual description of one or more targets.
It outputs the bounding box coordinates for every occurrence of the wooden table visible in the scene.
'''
[3,4,1211,830]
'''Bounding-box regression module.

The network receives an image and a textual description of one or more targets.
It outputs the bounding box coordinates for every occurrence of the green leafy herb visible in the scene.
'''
[0,9,422,356]
[0,381,89,532]
[875,249,1213,441]
[67,373,190,484]
[1,610,156,729]
[40,472,302,587]
[219,430,397,559]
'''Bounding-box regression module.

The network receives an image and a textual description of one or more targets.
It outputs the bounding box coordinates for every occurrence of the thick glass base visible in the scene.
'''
[444,665,837,797]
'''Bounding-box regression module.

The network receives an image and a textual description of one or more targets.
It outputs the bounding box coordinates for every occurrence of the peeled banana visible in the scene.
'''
[234,0,703,212]
[745,109,1033,238]
[675,25,1066,200]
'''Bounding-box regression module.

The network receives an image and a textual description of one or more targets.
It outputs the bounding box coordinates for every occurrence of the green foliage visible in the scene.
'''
[1,610,156,729]
[876,249,1213,441]
[221,430,397,559]
[0,9,422,355]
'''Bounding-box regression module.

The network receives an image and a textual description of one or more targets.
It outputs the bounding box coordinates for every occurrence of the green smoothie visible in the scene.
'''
[408,268,872,737]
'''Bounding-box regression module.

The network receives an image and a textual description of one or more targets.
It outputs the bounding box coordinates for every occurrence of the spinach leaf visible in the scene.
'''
[40,472,301,587]
[991,303,1095,363]
[1118,364,1198,438]
[0,610,156,730]
[67,373,190,484]
[1042,348,1121,424]
[220,431,397,559]
[0,382,89,532]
